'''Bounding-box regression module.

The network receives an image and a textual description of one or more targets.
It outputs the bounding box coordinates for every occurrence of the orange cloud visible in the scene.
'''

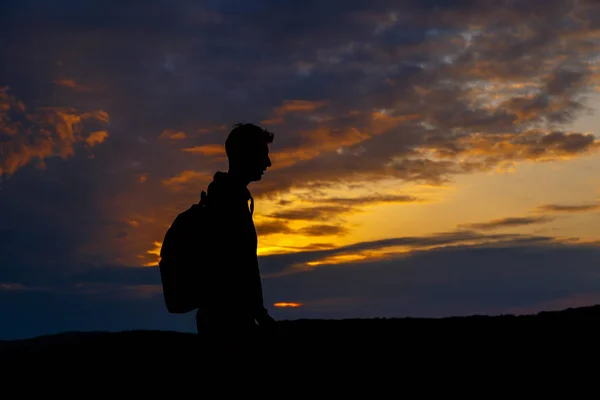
[261,117,285,126]
[304,252,389,268]
[0,87,110,176]
[162,170,212,189]
[53,78,93,92]
[370,111,419,134]
[269,126,370,170]
[420,130,600,171]
[159,129,187,140]
[274,302,302,308]
[261,99,328,125]
[276,99,328,114]
[85,130,109,147]
[269,112,418,171]
[181,144,225,157]
[197,124,228,134]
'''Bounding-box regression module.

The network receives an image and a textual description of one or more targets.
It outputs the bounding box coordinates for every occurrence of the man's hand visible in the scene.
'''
[255,308,276,327]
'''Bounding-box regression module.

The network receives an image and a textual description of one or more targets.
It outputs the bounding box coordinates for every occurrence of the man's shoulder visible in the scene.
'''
[207,173,251,203]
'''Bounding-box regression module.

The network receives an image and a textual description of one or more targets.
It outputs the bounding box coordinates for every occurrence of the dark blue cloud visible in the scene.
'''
[2,239,600,339]
[0,288,195,340]
[264,240,600,318]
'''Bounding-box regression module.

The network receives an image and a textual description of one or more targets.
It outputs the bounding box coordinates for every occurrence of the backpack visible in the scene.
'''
[159,191,211,314]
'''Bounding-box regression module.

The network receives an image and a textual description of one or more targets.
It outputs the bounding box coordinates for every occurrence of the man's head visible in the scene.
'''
[225,123,274,183]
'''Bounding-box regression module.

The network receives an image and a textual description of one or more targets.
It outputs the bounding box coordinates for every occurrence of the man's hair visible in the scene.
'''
[225,123,274,162]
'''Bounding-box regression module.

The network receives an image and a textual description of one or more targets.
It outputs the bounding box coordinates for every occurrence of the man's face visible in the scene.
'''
[245,142,271,182]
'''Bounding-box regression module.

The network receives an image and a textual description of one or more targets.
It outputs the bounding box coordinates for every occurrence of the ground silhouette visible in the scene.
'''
[3,305,600,391]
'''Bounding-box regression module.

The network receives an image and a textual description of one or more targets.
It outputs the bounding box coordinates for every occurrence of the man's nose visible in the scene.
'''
[266,156,272,168]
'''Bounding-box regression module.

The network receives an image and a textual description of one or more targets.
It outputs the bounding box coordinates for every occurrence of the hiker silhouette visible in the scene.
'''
[195,123,276,360]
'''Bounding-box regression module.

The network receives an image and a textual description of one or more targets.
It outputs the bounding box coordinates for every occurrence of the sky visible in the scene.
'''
[1,0,600,340]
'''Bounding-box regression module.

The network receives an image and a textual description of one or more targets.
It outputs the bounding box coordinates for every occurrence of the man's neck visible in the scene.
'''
[226,169,250,188]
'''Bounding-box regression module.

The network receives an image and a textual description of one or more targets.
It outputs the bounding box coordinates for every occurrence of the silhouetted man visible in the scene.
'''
[197,123,276,361]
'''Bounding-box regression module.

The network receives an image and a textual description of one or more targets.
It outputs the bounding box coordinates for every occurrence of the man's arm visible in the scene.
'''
[251,256,266,315]
[251,256,275,325]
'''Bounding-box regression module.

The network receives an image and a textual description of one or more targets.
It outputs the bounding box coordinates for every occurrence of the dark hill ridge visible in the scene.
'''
[4,304,600,353]
[3,305,600,390]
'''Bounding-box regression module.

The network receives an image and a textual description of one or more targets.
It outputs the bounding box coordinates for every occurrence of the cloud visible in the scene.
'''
[268,205,353,221]
[258,192,426,238]
[298,224,350,237]
[263,239,600,320]
[162,170,212,189]
[262,99,329,125]
[0,283,40,292]
[0,87,110,177]
[158,129,187,140]
[181,144,225,157]
[535,203,600,213]
[85,130,109,147]
[3,0,596,199]
[458,216,555,231]
[53,79,94,93]
[419,130,599,173]
[301,193,424,206]
[256,219,350,237]
[258,229,553,275]
[255,220,294,236]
